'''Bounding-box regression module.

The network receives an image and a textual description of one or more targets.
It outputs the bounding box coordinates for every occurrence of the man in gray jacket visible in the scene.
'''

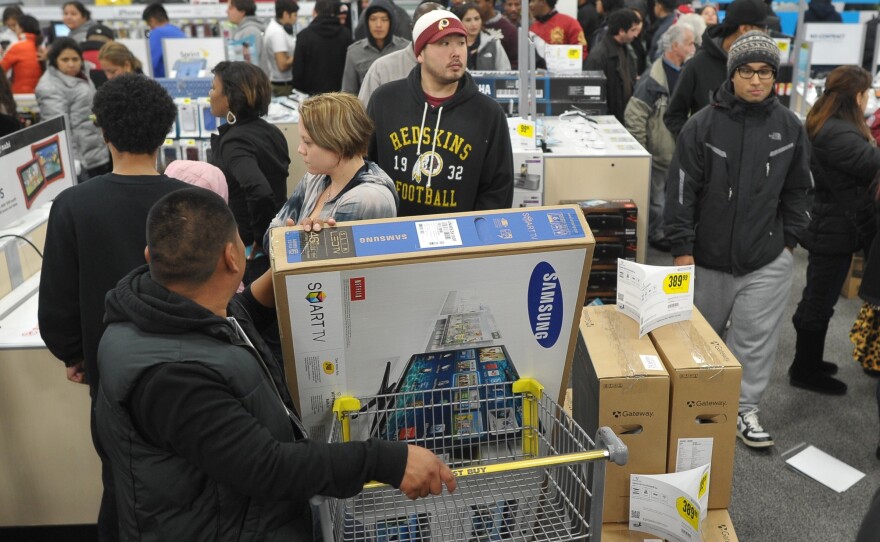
[342,0,409,95]
[624,23,694,251]
[228,0,270,76]
[665,32,811,449]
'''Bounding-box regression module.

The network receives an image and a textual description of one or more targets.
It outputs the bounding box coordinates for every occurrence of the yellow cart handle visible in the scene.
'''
[361,449,608,490]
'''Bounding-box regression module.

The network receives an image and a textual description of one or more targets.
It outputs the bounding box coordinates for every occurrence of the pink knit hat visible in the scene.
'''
[164,160,228,203]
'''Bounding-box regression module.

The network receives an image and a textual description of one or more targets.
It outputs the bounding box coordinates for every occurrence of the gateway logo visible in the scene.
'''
[687,400,727,408]
[613,410,654,418]
[305,283,327,342]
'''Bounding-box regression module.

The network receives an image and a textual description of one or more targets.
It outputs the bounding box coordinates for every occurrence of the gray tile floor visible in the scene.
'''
[645,245,878,541]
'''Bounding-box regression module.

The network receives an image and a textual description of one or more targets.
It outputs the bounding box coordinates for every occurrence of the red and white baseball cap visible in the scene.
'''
[412,10,467,57]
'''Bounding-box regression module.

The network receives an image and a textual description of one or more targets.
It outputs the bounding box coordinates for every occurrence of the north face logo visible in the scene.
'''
[769,132,781,140]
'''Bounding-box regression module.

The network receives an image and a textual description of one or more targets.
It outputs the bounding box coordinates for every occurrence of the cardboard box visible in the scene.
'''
[601,509,739,542]
[270,206,594,439]
[562,199,638,237]
[593,235,637,265]
[573,306,670,522]
[512,151,543,208]
[649,310,742,509]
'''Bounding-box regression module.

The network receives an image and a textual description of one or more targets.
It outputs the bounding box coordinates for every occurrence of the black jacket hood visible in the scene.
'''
[711,79,778,116]
[701,24,728,61]
[309,14,348,39]
[105,265,237,340]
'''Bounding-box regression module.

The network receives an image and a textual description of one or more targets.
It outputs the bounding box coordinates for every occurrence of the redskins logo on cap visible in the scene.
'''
[438,18,450,30]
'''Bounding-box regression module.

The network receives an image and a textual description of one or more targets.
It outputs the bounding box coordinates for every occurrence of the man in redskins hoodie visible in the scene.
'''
[367,10,513,217]
[96,188,456,541]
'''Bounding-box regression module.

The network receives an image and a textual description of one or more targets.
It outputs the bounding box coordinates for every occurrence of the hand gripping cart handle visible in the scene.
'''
[311,378,627,542]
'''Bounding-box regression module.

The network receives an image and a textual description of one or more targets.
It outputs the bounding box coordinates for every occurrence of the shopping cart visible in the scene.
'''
[313,378,628,542]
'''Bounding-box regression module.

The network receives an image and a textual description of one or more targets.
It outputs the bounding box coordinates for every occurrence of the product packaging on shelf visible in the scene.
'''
[601,509,739,542]
[175,98,200,139]
[649,309,742,509]
[573,305,670,522]
[269,206,594,439]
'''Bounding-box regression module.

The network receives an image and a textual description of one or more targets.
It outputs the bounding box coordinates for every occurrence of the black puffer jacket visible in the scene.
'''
[663,24,728,136]
[664,81,812,275]
[861,199,880,306]
[799,117,880,255]
[96,266,407,542]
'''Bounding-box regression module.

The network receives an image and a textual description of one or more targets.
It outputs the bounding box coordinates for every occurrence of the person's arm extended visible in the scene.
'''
[131,362,454,500]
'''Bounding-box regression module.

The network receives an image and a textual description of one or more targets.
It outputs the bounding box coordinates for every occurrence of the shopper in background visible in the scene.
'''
[36,38,111,180]
[665,32,810,449]
[367,10,514,216]
[265,0,299,97]
[357,1,443,105]
[0,69,21,137]
[95,187,455,541]
[63,1,95,43]
[228,0,270,75]
[354,0,413,41]
[584,9,640,123]
[675,12,706,46]
[38,74,188,542]
[0,15,43,94]
[646,0,675,61]
[699,2,719,26]
[503,0,522,26]
[452,3,511,70]
[98,41,144,80]
[626,0,648,74]
[663,0,776,136]
[292,0,353,94]
[81,24,116,87]
[266,93,397,248]
[529,0,588,62]
[578,0,603,54]
[624,23,694,252]
[0,6,22,49]
[342,0,410,95]
[585,0,624,53]
[804,0,842,22]
[789,66,880,394]
[208,61,290,285]
[142,3,185,78]
[165,160,229,202]
[474,0,518,68]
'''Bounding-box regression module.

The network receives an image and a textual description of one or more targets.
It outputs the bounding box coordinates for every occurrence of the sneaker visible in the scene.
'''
[737,409,774,448]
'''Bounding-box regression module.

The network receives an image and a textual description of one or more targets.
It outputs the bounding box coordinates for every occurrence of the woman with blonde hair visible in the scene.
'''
[789,65,880,394]
[265,92,397,244]
[98,41,143,79]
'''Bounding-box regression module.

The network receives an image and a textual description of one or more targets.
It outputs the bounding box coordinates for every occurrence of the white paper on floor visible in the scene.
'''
[783,443,865,493]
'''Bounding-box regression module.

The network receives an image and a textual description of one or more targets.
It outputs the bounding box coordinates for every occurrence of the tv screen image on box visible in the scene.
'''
[382,346,522,448]
[425,291,502,352]
[31,136,65,183]
[17,158,46,208]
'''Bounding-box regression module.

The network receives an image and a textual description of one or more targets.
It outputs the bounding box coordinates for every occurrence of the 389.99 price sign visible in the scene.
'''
[663,272,691,295]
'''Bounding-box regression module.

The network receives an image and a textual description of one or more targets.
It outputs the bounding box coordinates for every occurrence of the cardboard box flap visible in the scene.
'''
[649,310,741,372]
[270,205,592,272]
[581,306,668,380]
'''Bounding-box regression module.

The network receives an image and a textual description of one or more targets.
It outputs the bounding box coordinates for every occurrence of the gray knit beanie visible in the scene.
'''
[726,31,780,79]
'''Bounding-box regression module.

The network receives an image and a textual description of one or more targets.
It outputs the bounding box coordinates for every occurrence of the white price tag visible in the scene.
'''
[415,219,462,248]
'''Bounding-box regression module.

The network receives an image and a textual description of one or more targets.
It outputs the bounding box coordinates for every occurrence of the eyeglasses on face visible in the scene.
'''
[736,67,775,80]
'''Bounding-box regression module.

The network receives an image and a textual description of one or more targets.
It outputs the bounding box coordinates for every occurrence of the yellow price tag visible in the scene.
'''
[676,496,700,531]
[567,48,581,59]
[516,123,535,139]
[663,272,691,295]
[698,472,708,499]
[182,98,191,104]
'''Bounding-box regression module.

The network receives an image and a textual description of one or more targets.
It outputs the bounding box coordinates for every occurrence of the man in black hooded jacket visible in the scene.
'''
[96,188,456,541]
[293,0,353,94]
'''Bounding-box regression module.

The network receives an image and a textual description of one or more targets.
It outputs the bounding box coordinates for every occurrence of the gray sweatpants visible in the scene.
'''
[694,249,794,413]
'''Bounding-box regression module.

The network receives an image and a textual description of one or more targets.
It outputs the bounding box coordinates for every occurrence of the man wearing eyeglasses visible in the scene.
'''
[664,32,811,450]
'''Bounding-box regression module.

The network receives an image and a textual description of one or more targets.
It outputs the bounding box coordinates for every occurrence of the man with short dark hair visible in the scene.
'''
[663,0,776,136]
[38,74,189,542]
[367,10,513,216]
[142,2,185,77]
[584,8,640,122]
[265,0,299,96]
[293,0,353,94]
[473,0,518,68]
[228,0,270,74]
[646,0,675,61]
[503,0,521,26]
[665,32,811,450]
[96,188,456,541]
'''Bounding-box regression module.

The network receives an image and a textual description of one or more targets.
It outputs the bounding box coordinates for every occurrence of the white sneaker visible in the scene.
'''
[737,408,774,448]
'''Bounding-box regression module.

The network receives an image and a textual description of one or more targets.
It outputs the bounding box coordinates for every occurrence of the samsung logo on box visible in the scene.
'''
[527,262,563,348]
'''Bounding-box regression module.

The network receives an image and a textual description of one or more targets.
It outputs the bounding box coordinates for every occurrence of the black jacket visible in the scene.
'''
[96,266,408,542]
[210,115,290,248]
[367,67,514,216]
[804,0,842,22]
[578,3,603,52]
[799,117,880,255]
[664,82,811,275]
[664,24,728,136]
[292,15,353,94]
[584,32,637,123]
[861,200,880,306]
[38,174,188,389]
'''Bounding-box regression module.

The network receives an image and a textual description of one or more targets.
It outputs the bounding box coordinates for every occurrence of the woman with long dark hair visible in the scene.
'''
[208,61,290,285]
[789,65,880,394]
